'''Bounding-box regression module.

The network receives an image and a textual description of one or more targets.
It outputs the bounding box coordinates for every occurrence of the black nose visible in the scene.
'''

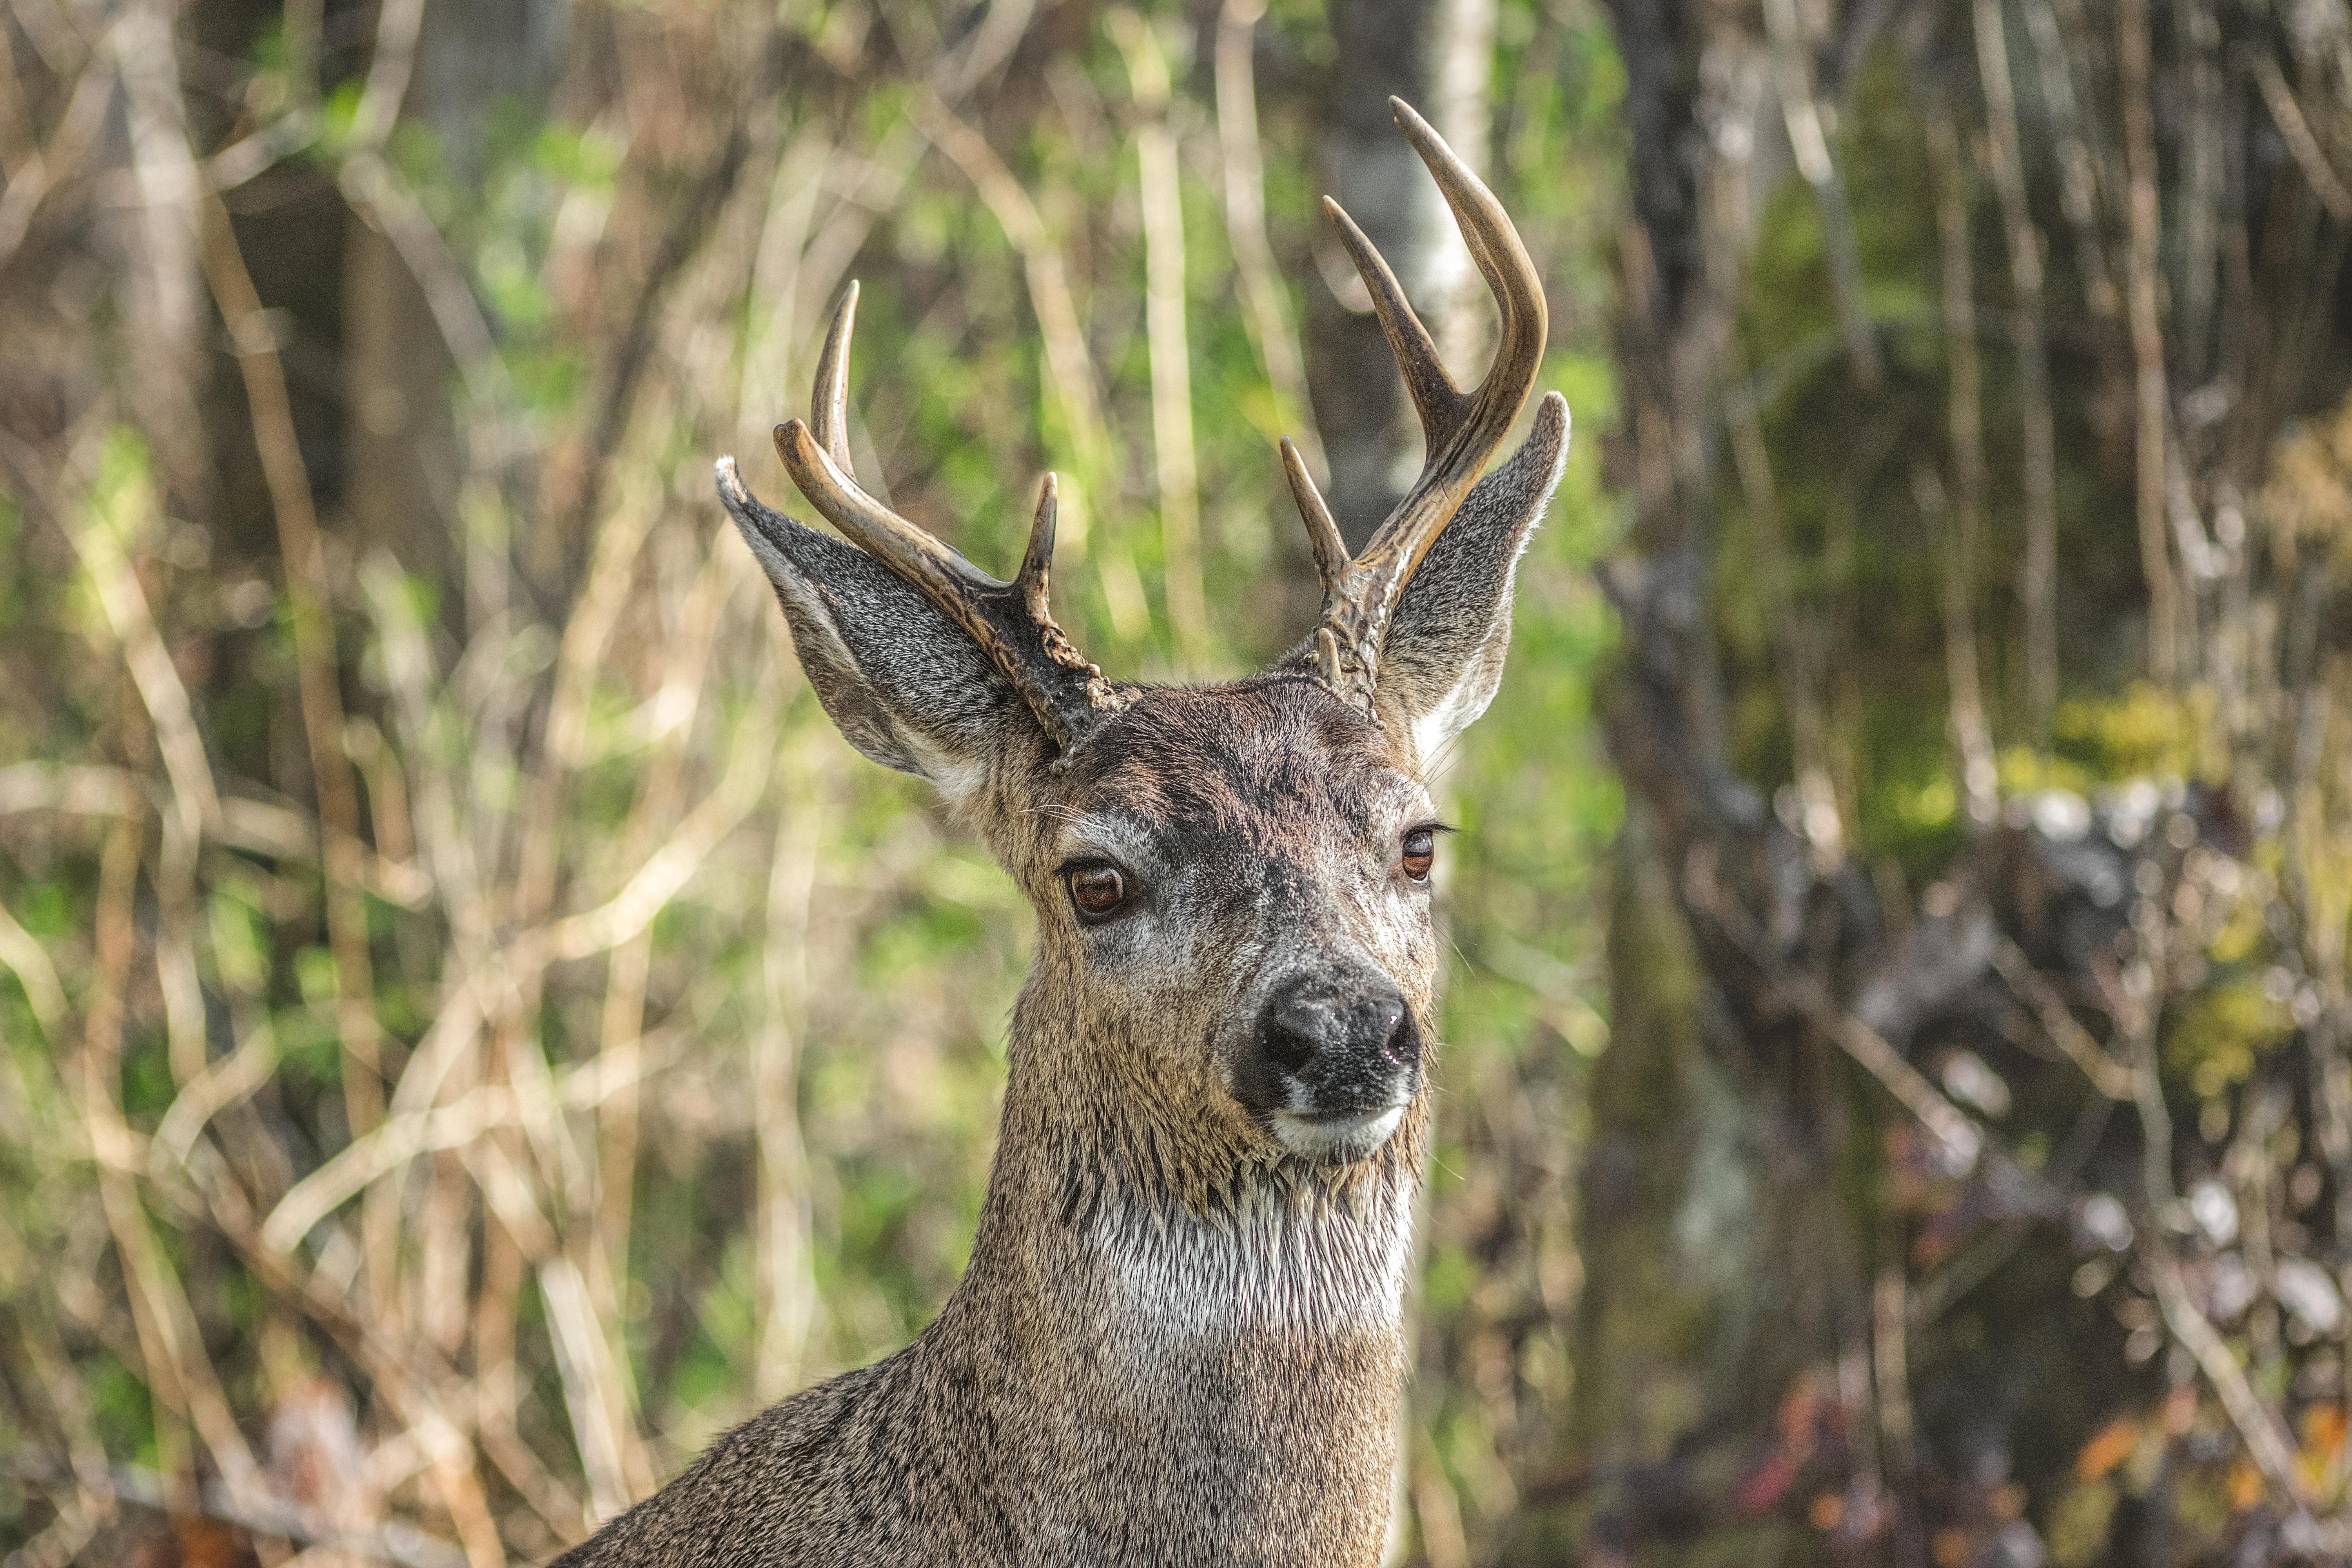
[1248,974,1421,1100]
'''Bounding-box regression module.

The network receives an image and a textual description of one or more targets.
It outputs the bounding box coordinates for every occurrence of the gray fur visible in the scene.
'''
[721,460,1023,793]
[559,395,1567,1568]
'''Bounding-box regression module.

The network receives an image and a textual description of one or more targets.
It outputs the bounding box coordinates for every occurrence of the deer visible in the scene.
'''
[551,99,1568,1568]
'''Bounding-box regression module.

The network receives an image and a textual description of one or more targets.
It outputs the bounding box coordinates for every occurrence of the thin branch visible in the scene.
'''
[1762,0,1879,387]
[0,892,65,1039]
[195,181,393,1275]
[1215,0,1323,472]
[2118,0,2180,684]
[0,40,114,270]
[73,821,271,1514]
[60,443,220,842]
[1111,8,1209,671]
[204,107,318,190]
[339,154,513,413]
[346,0,426,156]
[1911,466,1997,829]
[910,89,1154,640]
[2251,52,2352,222]
[1724,377,1844,868]
[2020,0,2119,320]
[1973,0,2060,742]
[1988,939,2138,1099]
[1685,848,1981,1169]
[260,1036,671,1256]
[543,675,777,964]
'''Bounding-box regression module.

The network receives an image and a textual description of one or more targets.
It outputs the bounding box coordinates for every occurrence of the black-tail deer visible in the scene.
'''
[555,98,1568,1567]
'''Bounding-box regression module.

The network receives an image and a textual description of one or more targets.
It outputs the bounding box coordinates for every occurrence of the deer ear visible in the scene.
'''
[1375,392,1570,766]
[720,466,1036,806]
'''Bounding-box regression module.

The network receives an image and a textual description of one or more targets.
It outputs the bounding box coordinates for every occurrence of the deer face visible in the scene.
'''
[717,99,1568,1187]
[1023,683,1439,1162]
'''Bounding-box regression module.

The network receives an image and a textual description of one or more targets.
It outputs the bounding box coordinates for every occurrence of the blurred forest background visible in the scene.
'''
[5,0,2352,1563]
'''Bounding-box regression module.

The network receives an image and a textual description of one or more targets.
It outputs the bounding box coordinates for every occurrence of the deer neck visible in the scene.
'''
[935,1036,1425,1458]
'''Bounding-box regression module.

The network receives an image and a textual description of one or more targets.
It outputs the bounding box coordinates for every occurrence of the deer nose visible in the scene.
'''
[1253,975,1421,1092]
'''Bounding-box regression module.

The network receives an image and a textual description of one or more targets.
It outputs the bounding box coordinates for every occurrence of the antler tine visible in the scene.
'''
[1321,197,1470,453]
[774,419,998,593]
[1304,98,1548,715]
[811,281,859,471]
[1279,437,1350,615]
[1015,473,1058,624]
[773,301,1124,761]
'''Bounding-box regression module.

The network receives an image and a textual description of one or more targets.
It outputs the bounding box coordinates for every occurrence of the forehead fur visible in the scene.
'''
[1056,677,1417,840]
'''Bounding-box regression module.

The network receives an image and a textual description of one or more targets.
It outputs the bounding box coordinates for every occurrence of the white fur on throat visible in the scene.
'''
[1090,1165,1417,1347]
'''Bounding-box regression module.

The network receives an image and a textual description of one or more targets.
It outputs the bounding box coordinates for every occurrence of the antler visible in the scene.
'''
[1284,98,1548,715]
[772,282,1129,760]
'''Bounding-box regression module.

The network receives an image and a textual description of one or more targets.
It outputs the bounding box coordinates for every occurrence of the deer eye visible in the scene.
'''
[1067,864,1127,919]
[1401,828,1437,883]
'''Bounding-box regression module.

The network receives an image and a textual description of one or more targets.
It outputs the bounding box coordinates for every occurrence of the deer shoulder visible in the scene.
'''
[554,98,1570,1568]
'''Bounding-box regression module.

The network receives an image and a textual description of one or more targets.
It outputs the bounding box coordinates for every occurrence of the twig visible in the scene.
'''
[909,93,1105,463]
[2019,0,2119,320]
[1911,466,1997,828]
[150,1018,279,1171]
[580,540,750,1501]
[60,454,221,842]
[186,1136,555,1563]
[2117,0,2180,685]
[1685,849,1981,1168]
[73,820,272,1513]
[754,746,822,1406]
[2175,2,2222,381]
[2147,1236,2321,1521]
[1761,0,1879,388]
[2250,52,2352,223]
[1722,376,1843,868]
[541,664,780,964]
[0,1216,116,1554]
[345,0,426,155]
[0,38,114,270]
[0,887,67,1040]
[260,1037,673,1255]
[507,466,660,936]
[339,153,514,414]
[1215,0,1322,472]
[195,179,395,1307]
[1989,939,2139,1099]
[204,107,317,189]
[1972,0,2060,741]
[910,90,1148,637]
[1111,8,1209,671]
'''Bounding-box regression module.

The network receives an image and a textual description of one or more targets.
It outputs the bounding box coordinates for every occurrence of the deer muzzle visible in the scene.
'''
[1236,971,1423,1158]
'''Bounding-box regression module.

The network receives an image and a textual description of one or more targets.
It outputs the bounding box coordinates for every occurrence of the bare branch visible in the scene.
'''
[2251,52,2352,222]
[2118,0,2180,684]
[1215,0,1323,472]
[1112,8,1209,671]
[1973,0,2061,741]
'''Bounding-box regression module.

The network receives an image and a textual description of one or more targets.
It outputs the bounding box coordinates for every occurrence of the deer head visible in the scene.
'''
[715,98,1566,1204]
